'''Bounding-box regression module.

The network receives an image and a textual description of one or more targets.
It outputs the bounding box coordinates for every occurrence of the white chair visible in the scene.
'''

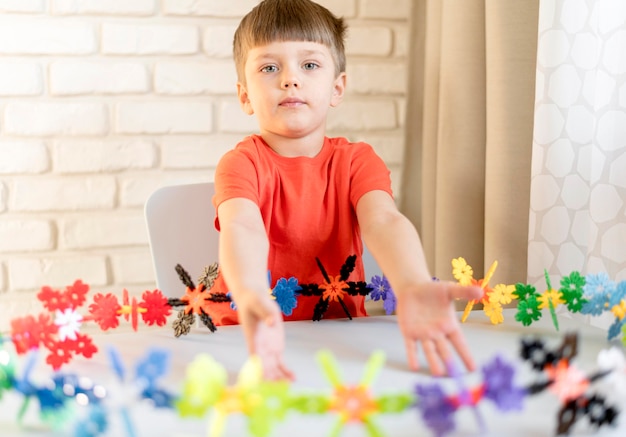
[144,182,382,297]
[144,182,219,297]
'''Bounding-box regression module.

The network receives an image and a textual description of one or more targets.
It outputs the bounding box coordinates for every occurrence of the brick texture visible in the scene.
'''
[0,62,43,96]
[0,141,49,174]
[0,0,44,13]
[5,103,109,136]
[0,19,96,54]
[50,61,150,95]
[0,220,55,252]
[0,0,410,323]
[52,0,156,15]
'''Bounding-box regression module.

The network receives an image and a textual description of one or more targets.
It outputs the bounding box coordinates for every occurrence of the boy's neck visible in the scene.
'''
[260,131,326,158]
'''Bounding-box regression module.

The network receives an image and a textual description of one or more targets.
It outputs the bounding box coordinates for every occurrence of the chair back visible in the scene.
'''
[144,182,219,297]
[144,181,383,297]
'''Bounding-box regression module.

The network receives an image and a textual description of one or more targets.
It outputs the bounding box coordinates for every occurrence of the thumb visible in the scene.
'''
[448,283,484,301]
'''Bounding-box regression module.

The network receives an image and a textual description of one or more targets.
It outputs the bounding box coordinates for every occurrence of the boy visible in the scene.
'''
[211,0,482,380]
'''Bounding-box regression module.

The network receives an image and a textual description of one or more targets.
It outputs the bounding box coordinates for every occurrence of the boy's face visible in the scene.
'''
[237,40,346,146]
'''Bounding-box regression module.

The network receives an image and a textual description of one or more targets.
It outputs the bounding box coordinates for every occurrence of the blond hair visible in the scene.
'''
[233,0,347,82]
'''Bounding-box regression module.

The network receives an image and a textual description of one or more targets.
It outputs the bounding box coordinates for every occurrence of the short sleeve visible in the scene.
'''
[349,143,393,207]
[212,146,260,231]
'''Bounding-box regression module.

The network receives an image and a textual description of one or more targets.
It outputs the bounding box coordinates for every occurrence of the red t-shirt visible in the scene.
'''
[209,134,392,324]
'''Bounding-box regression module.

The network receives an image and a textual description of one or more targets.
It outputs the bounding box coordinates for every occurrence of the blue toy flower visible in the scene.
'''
[581,273,616,315]
[272,277,300,316]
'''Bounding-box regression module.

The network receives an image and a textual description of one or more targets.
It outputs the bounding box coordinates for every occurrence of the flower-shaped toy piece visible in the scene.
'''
[580,275,626,340]
[414,355,525,437]
[451,257,514,324]
[9,280,97,370]
[177,354,290,437]
[515,271,587,331]
[368,275,397,315]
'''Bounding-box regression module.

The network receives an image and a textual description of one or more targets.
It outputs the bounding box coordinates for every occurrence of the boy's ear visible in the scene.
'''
[237,82,254,115]
[330,72,347,107]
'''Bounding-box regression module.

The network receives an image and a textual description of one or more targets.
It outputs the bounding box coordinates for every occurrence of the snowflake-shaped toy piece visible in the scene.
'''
[299,255,372,321]
[317,350,393,437]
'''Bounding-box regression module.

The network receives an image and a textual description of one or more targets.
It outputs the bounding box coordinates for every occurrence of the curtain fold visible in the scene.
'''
[401,0,539,283]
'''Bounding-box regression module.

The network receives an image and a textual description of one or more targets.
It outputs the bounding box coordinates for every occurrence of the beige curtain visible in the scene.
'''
[401,0,540,284]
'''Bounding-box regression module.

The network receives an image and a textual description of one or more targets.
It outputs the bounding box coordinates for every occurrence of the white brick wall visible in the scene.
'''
[0,62,43,96]
[5,102,109,136]
[0,0,410,330]
[50,62,150,95]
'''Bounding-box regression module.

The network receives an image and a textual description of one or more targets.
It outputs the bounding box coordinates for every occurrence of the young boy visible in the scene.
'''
[211,0,482,380]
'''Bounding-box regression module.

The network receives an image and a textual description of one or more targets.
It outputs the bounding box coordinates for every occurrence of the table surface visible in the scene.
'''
[1,309,625,437]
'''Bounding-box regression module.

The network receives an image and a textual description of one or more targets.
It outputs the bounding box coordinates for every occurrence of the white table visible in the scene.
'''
[1,310,624,437]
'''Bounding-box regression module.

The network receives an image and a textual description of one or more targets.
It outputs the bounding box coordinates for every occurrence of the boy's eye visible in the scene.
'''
[302,62,318,70]
[261,65,278,73]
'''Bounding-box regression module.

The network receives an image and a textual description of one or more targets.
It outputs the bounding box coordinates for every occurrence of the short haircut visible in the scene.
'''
[233,0,347,82]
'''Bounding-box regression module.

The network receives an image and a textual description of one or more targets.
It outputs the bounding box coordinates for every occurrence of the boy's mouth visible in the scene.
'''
[279,97,305,107]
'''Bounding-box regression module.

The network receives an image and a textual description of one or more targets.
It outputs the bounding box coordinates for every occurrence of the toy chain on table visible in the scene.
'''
[0,330,622,437]
[450,257,626,343]
[4,254,626,436]
[7,254,626,372]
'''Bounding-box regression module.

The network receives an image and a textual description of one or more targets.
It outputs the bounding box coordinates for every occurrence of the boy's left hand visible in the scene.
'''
[395,281,483,376]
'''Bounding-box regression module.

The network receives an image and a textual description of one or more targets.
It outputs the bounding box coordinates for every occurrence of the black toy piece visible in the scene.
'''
[167,263,227,336]
[520,333,618,435]
[299,255,372,321]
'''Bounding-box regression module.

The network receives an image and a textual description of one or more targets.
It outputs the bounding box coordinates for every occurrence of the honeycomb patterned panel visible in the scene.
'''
[529,0,626,299]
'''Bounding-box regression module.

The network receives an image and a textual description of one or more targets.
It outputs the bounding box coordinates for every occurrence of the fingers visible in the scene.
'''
[276,358,295,381]
[257,336,294,382]
[421,337,453,376]
[262,354,295,381]
[251,310,294,382]
[422,340,443,376]
[407,332,473,376]
[449,283,483,301]
[404,338,419,371]
[447,329,476,372]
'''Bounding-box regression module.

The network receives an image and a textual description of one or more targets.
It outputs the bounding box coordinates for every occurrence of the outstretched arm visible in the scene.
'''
[356,190,482,375]
[217,197,294,381]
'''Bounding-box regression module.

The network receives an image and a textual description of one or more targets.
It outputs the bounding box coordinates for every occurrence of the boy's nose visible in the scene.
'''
[281,76,300,88]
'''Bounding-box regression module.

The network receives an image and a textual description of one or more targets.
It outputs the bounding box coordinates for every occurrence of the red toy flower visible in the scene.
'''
[45,341,73,370]
[69,333,98,359]
[63,280,89,308]
[140,289,172,326]
[37,279,89,311]
[10,315,41,354]
[89,293,122,331]
[36,313,58,350]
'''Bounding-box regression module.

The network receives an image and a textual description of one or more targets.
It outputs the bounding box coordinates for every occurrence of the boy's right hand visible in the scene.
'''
[236,292,294,381]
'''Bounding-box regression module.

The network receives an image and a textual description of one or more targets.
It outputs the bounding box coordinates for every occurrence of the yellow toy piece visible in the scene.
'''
[451,257,515,325]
